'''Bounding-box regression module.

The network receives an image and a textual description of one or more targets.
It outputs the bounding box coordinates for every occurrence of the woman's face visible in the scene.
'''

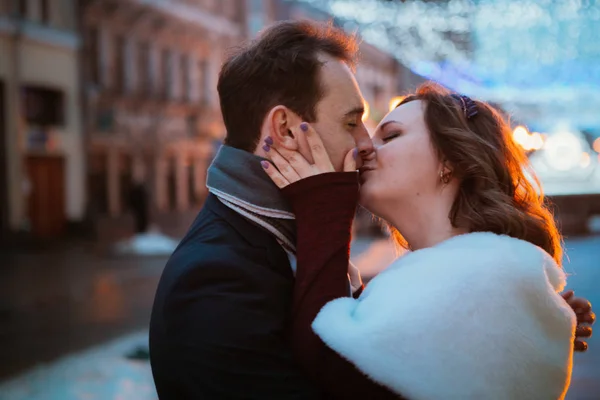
[359,100,442,218]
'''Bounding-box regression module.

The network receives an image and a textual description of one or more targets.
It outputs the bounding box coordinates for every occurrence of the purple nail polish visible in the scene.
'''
[265,136,274,145]
[262,144,270,152]
[352,148,358,159]
[300,122,309,132]
[261,161,270,169]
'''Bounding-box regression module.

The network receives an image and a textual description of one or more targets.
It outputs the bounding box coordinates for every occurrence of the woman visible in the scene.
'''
[261,84,578,399]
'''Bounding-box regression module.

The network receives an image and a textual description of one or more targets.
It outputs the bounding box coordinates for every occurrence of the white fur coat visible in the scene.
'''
[313,232,576,400]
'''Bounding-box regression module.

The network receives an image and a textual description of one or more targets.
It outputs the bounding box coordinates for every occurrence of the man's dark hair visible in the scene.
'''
[217,20,359,152]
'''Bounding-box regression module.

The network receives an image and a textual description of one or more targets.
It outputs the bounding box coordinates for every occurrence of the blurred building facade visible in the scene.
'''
[80,0,247,240]
[0,0,84,240]
[80,0,423,241]
[0,0,425,243]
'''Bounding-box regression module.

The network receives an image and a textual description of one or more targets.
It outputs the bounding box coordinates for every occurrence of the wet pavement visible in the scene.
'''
[0,234,598,399]
[0,242,166,381]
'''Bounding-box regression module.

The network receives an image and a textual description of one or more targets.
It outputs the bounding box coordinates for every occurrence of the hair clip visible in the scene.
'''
[451,93,478,119]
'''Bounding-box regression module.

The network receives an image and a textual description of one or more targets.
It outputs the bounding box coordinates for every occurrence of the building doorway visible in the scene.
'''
[26,155,66,238]
[0,81,8,237]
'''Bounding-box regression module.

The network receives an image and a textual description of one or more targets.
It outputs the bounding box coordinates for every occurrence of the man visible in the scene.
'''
[149,20,594,399]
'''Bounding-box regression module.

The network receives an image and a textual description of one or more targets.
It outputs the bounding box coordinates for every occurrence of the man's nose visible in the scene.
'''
[355,129,375,159]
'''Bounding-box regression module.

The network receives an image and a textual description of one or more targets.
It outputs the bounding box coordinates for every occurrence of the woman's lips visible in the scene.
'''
[358,166,374,183]
[358,166,375,175]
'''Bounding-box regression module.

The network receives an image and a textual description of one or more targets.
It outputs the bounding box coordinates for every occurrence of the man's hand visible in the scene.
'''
[562,290,595,352]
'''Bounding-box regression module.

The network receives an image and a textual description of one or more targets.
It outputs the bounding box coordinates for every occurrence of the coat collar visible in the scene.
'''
[204,194,294,280]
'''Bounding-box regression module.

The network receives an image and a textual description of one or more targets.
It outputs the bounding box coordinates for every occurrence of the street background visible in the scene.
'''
[1,0,599,399]
[0,233,599,399]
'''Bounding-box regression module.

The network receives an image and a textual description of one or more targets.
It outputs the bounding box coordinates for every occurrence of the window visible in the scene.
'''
[95,109,115,132]
[88,152,109,214]
[166,51,177,100]
[148,45,158,96]
[180,54,190,101]
[167,156,177,211]
[40,0,50,25]
[138,42,150,95]
[0,80,8,233]
[18,0,27,19]
[88,28,100,85]
[22,86,65,127]
[198,59,209,104]
[161,49,170,99]
[114,35,126,93]
[188,157,197,206]
[119,154,133,213]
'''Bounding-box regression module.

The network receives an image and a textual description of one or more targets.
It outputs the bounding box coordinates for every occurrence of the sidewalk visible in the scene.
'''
[1,235,597,399]
[0,331,155,400]
[0,235,393,399]
[0,239,168,381]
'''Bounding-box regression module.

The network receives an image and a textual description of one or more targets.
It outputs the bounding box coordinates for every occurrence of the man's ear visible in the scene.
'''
[266,106,302,151]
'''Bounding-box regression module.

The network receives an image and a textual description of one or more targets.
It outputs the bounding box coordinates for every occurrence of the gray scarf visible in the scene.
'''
[206,145,297,253]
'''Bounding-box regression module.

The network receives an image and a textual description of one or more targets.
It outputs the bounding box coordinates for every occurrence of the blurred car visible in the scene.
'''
[523,127,600,233]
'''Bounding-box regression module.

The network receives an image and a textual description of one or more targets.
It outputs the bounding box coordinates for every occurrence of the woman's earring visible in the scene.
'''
[440,170,451,184]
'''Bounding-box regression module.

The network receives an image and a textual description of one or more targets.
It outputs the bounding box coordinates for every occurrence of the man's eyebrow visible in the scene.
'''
[344,106,365,118]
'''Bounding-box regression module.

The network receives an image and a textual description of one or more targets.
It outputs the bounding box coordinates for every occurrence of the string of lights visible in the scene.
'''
[297,0,600,127]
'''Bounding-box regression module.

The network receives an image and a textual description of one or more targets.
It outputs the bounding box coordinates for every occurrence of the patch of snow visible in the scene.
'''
[113,232,180,256]
[0,331,156,400]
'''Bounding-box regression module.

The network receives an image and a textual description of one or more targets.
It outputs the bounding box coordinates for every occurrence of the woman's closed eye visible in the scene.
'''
[382,132,401,142]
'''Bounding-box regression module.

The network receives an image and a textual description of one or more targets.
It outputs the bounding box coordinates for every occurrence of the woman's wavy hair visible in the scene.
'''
[391,83,563,264]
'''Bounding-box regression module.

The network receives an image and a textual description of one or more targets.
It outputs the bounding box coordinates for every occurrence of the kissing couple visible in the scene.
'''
[150,20,595,399]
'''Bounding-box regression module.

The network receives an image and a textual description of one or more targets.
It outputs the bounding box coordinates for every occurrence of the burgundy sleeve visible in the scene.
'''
[282,172,399,399]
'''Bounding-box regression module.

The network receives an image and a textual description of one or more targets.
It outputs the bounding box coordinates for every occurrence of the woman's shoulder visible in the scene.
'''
[313,232,575,399]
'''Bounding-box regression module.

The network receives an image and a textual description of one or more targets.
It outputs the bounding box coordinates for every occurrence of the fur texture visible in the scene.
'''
[313,232,576,399]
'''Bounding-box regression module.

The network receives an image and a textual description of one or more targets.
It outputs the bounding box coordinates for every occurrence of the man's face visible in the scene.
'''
[306,55,373,171]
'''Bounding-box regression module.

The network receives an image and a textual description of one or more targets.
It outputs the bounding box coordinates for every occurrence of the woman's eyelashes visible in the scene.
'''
[382,132,402,143]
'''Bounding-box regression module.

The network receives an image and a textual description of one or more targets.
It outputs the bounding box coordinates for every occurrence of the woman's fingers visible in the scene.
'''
[562,290,574,302]
[269,140,314,178]
[576,325,593,338]
[574,339,588,352]
[298,122,334,172]
[343,148,358,172]
[260,160,290,189]
[265,146,302,183]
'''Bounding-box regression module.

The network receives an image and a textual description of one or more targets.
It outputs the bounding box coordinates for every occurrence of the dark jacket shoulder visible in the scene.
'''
[152,195,294,309]
[149,195,319,399]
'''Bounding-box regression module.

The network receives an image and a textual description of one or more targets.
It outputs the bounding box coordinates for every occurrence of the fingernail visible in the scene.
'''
[300,122,309,132]
[575,341,588,351]
[262,144,270,152]
[586,313,596,323]
[261,161,269,169]
[352,148,358,160]
[265,136,274,145]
